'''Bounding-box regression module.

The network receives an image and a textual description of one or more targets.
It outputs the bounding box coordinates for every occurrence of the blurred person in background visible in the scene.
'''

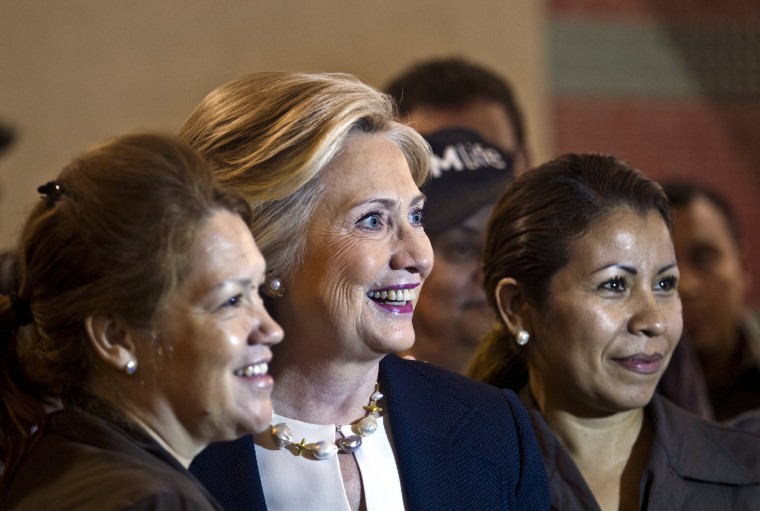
[385,56,531,175]
[663,181,760,421]
[400,128,513,373]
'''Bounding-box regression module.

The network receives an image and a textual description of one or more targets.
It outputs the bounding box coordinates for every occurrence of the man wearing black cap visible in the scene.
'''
[385,56,530,175]
[401,128,513,373]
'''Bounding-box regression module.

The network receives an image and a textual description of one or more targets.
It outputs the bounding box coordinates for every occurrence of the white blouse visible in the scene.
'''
[254,412,406,511]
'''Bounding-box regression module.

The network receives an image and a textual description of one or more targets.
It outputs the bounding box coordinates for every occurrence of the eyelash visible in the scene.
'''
[357,211,385,230]
[600,276,628,293]
[657,275,678,291]
[410,208,424,227]
[222,293,244,308]
[356,208,425,230]
[598,275,679,293]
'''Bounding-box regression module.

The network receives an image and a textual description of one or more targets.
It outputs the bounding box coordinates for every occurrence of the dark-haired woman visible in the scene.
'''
[0,133,283,510]
[470,153,760,510]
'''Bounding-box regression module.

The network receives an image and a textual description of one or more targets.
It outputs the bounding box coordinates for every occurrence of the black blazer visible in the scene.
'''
[190,354,550,510]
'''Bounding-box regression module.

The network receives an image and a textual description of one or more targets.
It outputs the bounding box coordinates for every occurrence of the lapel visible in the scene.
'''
[378,354,478,509]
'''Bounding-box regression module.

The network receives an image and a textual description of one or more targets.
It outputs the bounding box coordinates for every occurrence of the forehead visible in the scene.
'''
[319,133,418,196]
[182,211,263,284]
[566,208,674,268]
[672,196,737,248]
[409,100,517,153]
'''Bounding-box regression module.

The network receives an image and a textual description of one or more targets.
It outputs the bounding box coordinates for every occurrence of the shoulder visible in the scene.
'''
[652,395,760,485]
[2,418,219,510]
[380,353,507,401]
[380,354,531,433]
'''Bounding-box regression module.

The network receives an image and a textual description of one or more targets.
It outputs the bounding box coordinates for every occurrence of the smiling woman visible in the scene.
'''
[180,71,550,511]
[469,153,760,510]
[0,133,283,510]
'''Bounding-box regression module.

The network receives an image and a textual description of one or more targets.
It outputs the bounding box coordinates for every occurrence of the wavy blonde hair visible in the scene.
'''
[180,71,431,279]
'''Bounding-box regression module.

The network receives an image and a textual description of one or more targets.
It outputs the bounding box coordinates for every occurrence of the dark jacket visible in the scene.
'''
[522,391,760,510]
[190,354,551,510]
[1,405,223,510]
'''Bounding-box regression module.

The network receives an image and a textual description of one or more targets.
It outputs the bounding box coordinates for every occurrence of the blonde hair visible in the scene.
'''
[180,71,431,278]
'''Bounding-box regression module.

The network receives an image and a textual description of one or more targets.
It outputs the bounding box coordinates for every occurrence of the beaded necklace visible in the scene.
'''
[270,383,383,460]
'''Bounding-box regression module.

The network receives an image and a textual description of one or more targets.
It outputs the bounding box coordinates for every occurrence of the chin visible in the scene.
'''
[240,404,274,436]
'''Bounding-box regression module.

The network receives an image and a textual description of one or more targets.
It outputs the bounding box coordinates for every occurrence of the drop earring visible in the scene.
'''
[515,330,530,346]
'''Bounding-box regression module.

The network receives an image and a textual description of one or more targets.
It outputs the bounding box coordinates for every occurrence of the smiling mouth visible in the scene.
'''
[366,288,417,305]
[233,362,269,377]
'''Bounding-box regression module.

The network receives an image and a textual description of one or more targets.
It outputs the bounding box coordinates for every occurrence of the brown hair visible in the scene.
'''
[468,153,671,389]
[0,132,251,480]
[385,56,527,151]
[180,71,431,282]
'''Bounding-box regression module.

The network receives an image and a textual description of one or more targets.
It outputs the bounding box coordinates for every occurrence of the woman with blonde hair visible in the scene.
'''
[183,71,550,511]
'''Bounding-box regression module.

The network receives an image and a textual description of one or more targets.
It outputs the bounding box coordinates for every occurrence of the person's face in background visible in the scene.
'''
[404,100,529,175]
[671,196,748,358]
[412,204,494,373]
[523,208,682,416]
[146,210,283,443]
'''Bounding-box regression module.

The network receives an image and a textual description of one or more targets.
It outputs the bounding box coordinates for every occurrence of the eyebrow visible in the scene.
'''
[354,193,426,209]
[591,262,678,275]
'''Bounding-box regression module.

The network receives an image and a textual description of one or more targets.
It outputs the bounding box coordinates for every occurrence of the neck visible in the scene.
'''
[543,406,645,463]
[126,411,194,468]
[98,393,198,469]
[271,354,381,425]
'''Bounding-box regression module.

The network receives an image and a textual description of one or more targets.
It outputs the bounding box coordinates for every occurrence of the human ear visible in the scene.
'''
[494,277,529,335]
[85,313,138,373]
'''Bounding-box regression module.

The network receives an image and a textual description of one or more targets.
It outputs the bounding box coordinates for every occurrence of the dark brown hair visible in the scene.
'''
[468,153,671,389]
[385,56,526,151]
[0,133,251,481]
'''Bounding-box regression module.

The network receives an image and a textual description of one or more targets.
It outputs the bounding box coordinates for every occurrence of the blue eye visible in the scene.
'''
[358,212,383,230]
[600,276,627,293]
[410,208,424,227]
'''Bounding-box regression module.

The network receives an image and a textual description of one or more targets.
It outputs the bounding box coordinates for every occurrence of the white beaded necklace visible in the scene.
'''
[270,383,384,460]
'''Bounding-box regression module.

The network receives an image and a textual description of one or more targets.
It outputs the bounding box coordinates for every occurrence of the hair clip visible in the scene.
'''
[37,180,64,207]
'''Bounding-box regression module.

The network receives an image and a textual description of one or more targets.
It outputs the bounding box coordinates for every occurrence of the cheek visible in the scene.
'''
[317,236,386,286]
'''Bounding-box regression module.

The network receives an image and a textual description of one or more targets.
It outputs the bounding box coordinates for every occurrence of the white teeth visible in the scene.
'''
[234,362,268,377]
[366,289,417,303]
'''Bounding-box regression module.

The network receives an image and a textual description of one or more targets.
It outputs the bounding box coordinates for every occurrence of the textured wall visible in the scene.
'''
[549,0,760,305]
[0,0,550,249]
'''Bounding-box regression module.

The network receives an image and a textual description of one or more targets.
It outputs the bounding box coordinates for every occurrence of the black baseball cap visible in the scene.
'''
[421,128,514,236]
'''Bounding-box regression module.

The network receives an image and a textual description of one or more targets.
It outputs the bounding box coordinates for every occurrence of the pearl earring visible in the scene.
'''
[264,278,286,298]
[125,360,137,375]
[515,330,530,346]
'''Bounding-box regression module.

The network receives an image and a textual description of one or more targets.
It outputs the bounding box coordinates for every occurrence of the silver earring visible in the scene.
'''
[125,360,137,375]
[515,330,530,346]
[263,278,285,298]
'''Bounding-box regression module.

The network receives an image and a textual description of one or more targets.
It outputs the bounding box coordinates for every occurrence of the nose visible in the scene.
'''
[249,305,284,346]
[627,291,668,338]
[390,223,433,277]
